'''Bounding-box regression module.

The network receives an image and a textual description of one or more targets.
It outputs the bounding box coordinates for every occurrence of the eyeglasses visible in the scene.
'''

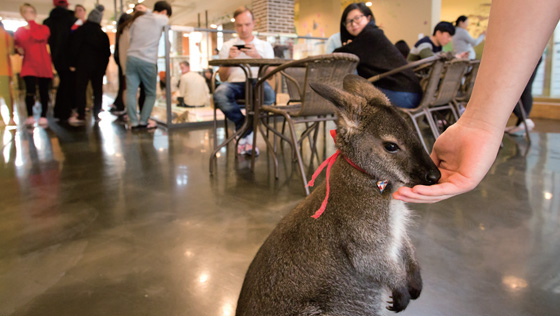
[343,15,365,27]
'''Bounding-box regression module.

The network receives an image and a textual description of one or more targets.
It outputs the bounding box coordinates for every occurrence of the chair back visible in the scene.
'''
[457,59,480,102]
[280,53,359,117]
[415,59,446,109]
[431,59,470,106]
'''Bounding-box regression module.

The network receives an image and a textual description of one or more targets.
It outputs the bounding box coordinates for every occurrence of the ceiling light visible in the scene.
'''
[366,1,372,6]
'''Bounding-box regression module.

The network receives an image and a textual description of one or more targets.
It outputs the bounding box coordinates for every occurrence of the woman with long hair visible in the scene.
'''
[334,2,422,108]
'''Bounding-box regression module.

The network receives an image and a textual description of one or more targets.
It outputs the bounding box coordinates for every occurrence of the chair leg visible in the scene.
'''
[282,113,309,195]
[258,122,279,178]
[403,111,431,154]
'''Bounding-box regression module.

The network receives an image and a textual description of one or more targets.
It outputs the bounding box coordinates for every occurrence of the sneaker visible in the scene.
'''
[243,132,259,156]
[25,116,35,127]
[237,136,247,155]
[507,119,535,136]
[38,117,48,126]
[244,143,260,156]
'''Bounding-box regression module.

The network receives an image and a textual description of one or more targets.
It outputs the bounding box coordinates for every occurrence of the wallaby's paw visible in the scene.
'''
[407,268,423,300]
[386,287,410,313]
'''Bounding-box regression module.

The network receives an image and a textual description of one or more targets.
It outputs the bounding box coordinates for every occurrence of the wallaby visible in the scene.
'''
[236,74,441,316]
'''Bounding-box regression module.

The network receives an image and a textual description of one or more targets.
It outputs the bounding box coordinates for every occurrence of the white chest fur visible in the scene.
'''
[387,200,411,263]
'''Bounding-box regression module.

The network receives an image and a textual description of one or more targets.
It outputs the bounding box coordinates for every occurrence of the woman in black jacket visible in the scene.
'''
[69,5,110,122]
[334,2,422,108]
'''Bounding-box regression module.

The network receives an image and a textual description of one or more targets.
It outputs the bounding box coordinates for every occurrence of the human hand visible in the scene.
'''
[455,51,469,59]
[240,43,261,58]
[393,119,503,203]
[343,39,353,46]
[228,46,241,58]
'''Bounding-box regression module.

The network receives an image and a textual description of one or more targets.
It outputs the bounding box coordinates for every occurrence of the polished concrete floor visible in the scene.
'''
[1,105,559,316]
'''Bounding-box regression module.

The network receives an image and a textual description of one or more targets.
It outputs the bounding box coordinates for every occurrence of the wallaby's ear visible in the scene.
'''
[309,82,364,133]
[342,74,391,106]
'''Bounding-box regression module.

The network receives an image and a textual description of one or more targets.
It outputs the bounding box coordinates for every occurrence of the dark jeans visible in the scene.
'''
[53,67,75,120]
[75,68,104,119]
[23,76,51,118]
[213,81,275,136]
[378,87,422,109]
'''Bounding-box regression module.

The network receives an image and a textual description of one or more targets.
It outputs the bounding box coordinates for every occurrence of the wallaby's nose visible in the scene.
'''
[425,169,441,185]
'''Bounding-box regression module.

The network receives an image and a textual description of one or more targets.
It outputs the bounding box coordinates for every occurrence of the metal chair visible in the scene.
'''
[369,54,450,153]
[453,59,480,115]
[253,53,360,195]
[426,58,470,137]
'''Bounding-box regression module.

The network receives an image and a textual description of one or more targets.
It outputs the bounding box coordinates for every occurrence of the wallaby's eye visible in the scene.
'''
[383,142,400,153]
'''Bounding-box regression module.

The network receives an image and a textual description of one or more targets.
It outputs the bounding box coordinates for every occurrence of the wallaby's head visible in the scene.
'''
[310,74,440,190]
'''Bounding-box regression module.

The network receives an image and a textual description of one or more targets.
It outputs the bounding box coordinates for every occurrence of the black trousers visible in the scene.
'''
[75,68,104,119]
[53,66,75,120]
[113,62,125,110]
[514,57,543,124]
[23,76,51,118]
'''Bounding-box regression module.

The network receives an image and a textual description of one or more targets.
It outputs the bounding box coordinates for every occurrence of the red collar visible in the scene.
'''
[307,130,388,219]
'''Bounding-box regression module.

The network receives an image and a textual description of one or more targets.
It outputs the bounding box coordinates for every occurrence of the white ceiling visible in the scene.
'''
[1,0,246,27]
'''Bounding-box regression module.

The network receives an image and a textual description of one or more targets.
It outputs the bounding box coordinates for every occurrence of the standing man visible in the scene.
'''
[44,0,76,122]
[213,6,276,156]
[125,1,172,130]
[177,61,209,108]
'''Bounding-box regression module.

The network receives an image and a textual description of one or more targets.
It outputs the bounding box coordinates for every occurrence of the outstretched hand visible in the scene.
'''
[393,120,504,203]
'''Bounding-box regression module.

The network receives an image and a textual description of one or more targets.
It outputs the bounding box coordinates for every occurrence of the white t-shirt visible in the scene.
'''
[179,71,210,106]
[219,36,274,82]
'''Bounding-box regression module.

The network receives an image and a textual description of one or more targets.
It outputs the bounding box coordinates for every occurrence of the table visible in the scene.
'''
[208,59,291,174]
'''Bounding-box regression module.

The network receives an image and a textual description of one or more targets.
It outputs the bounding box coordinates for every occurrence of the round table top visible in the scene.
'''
[209,58,291,67]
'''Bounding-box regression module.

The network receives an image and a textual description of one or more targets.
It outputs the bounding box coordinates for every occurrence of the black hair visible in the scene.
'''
[433,21,455,36]
[154,1,172,17]
[340,2,376,44]
[455,15,468,27]
[394,40,410,59]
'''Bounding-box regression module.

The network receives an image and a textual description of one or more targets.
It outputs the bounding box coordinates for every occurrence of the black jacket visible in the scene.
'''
[43,7,76,70]
[69,21,111,73]
[335,24,422,94]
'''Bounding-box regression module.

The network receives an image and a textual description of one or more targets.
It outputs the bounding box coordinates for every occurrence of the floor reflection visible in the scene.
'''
[0,115,559,316]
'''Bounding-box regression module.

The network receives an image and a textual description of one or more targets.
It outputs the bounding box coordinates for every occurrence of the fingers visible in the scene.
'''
[393,184,460,203]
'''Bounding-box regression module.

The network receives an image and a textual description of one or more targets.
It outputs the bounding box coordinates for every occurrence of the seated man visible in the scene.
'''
[213,6,275,156]
[408,21,460,61]
[177,61,209,107]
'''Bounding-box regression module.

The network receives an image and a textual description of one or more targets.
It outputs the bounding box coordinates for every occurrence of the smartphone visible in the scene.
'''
[233,44,246,49]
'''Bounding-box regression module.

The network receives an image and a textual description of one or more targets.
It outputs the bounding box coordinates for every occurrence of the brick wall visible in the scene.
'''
[252,0,295,34]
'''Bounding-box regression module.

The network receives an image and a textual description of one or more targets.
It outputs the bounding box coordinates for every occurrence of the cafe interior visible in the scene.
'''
[1,0,559,315]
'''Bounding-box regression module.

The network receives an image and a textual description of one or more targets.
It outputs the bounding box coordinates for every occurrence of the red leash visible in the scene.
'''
[307,130,388,219]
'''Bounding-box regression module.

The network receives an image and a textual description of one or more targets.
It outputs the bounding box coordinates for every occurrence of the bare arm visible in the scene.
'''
[394,0,560,203]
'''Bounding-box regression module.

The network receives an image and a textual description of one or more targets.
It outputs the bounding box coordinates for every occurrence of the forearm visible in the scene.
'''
[218,66,230,81]
[462,0,560,131]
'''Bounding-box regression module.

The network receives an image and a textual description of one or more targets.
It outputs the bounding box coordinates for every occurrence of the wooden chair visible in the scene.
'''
[253,53,360,195]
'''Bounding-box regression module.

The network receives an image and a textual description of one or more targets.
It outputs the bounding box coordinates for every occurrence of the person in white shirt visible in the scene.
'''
[125,1,171,130]
[325,32,341,53]
[177,61,209,107]
[452,15,486,60]
[213,6,276,156]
